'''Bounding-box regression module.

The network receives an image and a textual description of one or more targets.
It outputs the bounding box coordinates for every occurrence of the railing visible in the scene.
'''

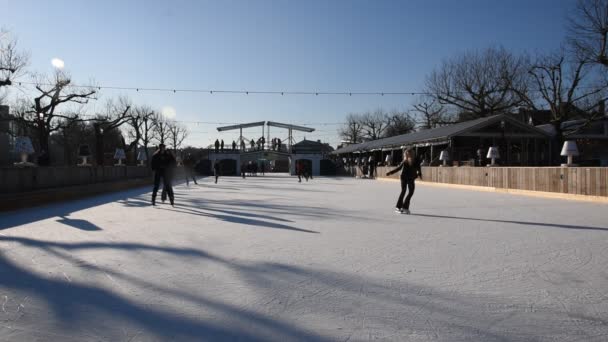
[0,166,152,194]
[375,166,608,197]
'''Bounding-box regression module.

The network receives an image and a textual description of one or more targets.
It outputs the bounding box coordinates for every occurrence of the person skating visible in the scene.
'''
[151,144,177,206]
[386,149,421,215]
[183,153,198,186]
[368,155,375,179]
[213,160,221,184]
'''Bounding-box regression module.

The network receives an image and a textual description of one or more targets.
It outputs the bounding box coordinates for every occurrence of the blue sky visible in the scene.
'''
[3,0,573,147]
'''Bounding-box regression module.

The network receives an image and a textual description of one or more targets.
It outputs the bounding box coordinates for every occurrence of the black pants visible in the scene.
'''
[396,177,415,210]
[185,168,197,185]
[153,171,174,205]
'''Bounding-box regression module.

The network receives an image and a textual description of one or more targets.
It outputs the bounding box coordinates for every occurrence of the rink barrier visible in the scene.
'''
[371,166,608,201]
[0,166,153,194]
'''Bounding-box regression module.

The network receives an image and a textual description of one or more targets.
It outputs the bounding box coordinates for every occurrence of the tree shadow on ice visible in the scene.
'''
[158,206,319,234]
[412,213,608,232]
[0,186,151,231]
[0,235,601,341]
[0,237,331,341]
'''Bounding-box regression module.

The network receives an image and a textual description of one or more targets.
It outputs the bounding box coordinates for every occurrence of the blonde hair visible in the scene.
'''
[404,149,416,163]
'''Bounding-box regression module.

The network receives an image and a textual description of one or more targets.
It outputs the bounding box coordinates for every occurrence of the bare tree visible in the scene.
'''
[10,70,96,163]
[152,112,170,145]
[426,46,531,119]
[93,96,131,165]
[0,28,29,102]
[527,50,607,144]
[411,96,452,130]
[360,109,390,140]
[384,110,416,137]
[168,121,188,154]
[338,113,364,144]
[569,0,608,67]
[125,105,155,162]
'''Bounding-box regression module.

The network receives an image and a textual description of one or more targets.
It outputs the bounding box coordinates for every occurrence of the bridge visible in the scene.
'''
[211,121,322,176]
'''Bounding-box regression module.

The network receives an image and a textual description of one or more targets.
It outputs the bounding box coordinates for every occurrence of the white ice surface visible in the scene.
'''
[0,174,607,341]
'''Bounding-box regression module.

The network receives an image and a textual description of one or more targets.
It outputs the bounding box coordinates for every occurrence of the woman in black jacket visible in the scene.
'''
[151,144,176,206]
[386,149,422,214]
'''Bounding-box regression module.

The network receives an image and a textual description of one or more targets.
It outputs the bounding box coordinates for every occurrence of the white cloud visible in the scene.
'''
[161,106,176,119]
[51,58,65,69]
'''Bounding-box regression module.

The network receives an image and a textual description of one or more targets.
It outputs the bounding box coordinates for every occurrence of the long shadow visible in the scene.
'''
[159,206,319,234]
[412,213,608,232]
[56,216,102,231]
[176,202,294,223]
[0,252,331,341]
[1,235,598,341]
[0,186,151,231]
[0,236,213,258]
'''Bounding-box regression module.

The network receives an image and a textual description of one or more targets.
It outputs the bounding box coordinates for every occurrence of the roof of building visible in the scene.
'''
[332,114,551,154]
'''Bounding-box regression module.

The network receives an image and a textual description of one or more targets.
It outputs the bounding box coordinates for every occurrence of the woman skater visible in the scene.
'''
[386,149,422,214]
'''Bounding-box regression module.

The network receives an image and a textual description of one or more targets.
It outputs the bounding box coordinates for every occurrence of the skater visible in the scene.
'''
[386,149,421,215]
[214,139,220,153]
[220,139,224,152]
[296,161,308,183]
[213,160,221,184]
[368,154,375,179]
[151,144,176,206]
[183,153,198,186]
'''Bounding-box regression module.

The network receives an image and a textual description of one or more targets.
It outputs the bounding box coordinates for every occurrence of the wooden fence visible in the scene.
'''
[373,166,608,197]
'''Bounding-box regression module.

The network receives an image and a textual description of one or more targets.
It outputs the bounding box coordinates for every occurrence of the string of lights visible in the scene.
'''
[15,81,429,96]
[15,80,607,97]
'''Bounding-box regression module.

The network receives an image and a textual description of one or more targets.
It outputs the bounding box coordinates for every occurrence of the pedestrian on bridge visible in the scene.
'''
[214,139,220,154]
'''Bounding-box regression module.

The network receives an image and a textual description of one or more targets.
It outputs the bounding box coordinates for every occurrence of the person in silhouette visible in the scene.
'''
[213,160,221,184]
[240,140,246,151]
[386,149,421,215]
[214,139,220,153]
[151,144,176,206]
[220,139,224,152]
[232,140,236,151]
[183,153,198,186]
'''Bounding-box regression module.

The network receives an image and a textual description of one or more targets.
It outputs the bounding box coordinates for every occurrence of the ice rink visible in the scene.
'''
[1,174,607,341]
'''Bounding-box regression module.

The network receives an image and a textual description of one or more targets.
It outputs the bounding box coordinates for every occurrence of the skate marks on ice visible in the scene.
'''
[1,237,607,341]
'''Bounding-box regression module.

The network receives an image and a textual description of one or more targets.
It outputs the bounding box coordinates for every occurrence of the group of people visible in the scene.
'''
[150,144,222,206]
[151,144,421,215]
[241,160,262,178]
[214,139,240,153]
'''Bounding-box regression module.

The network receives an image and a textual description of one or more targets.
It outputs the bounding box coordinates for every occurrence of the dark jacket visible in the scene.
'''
[151,151,177,173]
[387,158,421,180]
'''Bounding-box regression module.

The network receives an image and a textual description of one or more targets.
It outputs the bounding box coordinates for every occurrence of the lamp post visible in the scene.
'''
[13,136,36,167]
[114,148,126,166]
[439,150,450,167]
[137,148,147,166]
[78,145,91,166]
[560,141,579,167]
[486,146,500,167]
